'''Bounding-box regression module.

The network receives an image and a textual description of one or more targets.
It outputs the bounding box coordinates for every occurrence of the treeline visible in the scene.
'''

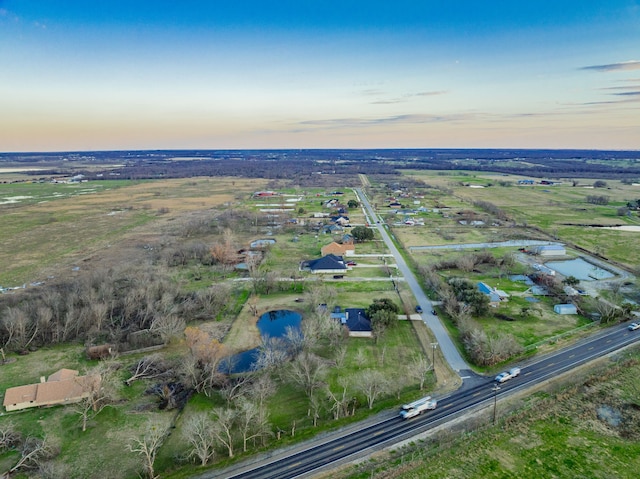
[0,264,234,354]
[7,148,640,182]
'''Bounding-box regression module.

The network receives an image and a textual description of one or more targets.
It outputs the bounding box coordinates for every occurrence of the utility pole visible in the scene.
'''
[492,384,501,425]
[431,342,438,369]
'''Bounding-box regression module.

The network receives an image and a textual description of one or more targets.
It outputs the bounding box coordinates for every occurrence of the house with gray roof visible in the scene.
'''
[300,254,348,274]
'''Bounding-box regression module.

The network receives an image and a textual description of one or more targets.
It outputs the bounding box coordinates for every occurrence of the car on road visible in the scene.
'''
[495,367,521,383]
[415,305,423,314]
[431,310,437,315]
[628,322,640,331]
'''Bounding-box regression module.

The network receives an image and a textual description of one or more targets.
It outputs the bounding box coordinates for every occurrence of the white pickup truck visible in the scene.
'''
[400,396,437,419]
[495,367,521,383]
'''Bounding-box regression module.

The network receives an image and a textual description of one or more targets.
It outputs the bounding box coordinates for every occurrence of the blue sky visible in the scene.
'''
[1,1,639,151]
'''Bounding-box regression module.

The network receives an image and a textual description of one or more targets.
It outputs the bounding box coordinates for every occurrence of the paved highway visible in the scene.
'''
[353,187,469,372]
[202,323,640,479]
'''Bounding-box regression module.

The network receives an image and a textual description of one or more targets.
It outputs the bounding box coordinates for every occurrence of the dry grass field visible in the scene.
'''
[0,177,269,286]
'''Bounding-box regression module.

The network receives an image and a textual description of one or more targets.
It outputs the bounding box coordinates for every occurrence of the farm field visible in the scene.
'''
[0,177,268,286]
[382,171,640,268]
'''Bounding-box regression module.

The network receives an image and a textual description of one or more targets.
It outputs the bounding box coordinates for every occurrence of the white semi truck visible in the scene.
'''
[400,396,437,419]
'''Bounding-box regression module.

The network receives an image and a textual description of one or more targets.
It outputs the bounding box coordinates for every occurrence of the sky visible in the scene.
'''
[1,1,639,152]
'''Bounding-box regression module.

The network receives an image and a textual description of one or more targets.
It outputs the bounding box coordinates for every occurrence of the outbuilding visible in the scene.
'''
[554,303,578,315]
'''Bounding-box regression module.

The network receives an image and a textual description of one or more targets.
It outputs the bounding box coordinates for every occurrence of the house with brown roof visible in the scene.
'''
[321,241,355,257]
[3,368,100,412]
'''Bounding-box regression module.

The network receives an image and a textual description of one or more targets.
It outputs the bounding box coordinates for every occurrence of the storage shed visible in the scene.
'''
[535,244,566,256]
[554,303,577,315]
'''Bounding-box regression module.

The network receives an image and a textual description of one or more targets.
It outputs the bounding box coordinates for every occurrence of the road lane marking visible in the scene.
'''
[333,445,345,451]
[569,354,575,358]
[472,391,482,397]
[588,346,594,350]
[442,403,453,408]
[524,371,532,375]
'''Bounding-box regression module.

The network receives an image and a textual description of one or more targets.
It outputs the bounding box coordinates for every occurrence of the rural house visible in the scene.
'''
[330,307,372,338]
[321,241,355,257]
[3,368,101,412]
[300,254,348,274]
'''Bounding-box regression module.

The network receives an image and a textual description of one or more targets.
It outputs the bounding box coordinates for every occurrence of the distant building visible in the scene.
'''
[250,238,277,249]
[534,244,566,256]
[554,303,577,315]
[253,191,278,198]
[321,241,355,257]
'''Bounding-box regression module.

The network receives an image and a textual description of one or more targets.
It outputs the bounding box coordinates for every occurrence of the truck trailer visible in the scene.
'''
[400,396,437,419]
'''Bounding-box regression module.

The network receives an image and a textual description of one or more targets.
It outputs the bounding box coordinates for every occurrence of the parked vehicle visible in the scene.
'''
[495,367,521,383]
[346,261,357,266]
[628,322,640,331]
[415,305,423,313]
[400,396,437,419]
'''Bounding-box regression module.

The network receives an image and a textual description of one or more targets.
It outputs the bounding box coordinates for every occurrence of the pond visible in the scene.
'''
[221,309,302,374]
[545,257,615,281]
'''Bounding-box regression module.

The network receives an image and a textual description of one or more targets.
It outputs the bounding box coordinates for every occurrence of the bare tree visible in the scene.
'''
[593,298,622,323]
[406,354,433,390]
[248,373,276,409]
[284,325,306,356]
[456,255,477,273]
[211,407,238,458]
[252,335,289,371]
[73,366,115,432]
[355,370,389,409]
[150,313,185,343]
[182,412,216,466]
[1,306,37,351]
[326,378,352,420]
[125,354,168,386]
[333,344,347,368]
[184,326,228,394]
[127,420,169,479]
[237,399,272,451]
[0,422,20,452]
[3,435,57,478]
[309,392,323,426]
[219,375,252,407]
[287,351,327,400]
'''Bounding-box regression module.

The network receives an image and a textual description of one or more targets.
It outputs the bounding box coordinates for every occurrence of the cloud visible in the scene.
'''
[580,60,640,72]
[298,112,477,130]
[613,91,640,96]
[599,85,640,91]
[359,89,386,96]
[370,90,449,105]
[412,91,448,97]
